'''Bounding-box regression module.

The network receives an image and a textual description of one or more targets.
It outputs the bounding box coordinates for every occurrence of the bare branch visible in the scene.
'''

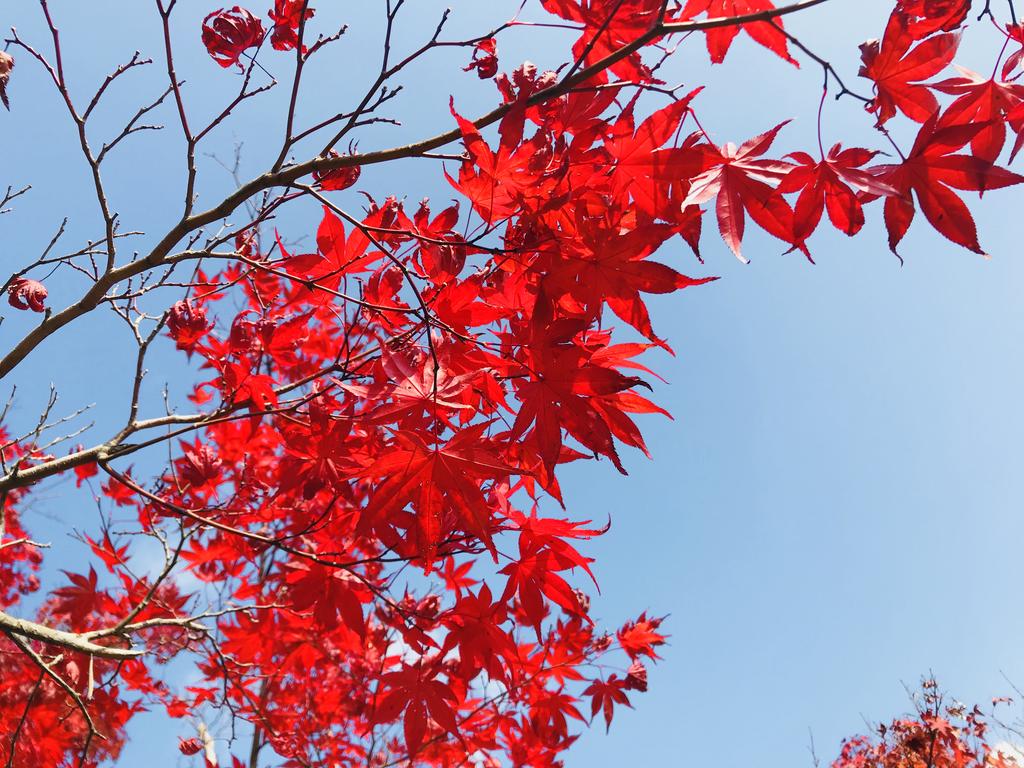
[0,184,30,215]
[82,51,151,121]
[97,85,173,164]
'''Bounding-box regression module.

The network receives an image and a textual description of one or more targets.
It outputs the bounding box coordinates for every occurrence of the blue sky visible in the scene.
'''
[3,1,1024,766]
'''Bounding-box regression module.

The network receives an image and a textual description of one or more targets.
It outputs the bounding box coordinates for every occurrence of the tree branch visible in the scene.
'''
[0,611,143,659]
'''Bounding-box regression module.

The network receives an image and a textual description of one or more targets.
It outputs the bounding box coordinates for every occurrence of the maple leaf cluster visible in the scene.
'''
[1,0,1023,766]
[536,0,1024,263]
[832,680,1022,768]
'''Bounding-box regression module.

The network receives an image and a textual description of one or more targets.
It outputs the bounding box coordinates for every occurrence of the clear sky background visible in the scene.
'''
[3,1,1024,766]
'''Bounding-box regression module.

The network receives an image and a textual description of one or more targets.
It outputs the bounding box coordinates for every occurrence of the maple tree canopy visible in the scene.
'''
[0,0,1022,766]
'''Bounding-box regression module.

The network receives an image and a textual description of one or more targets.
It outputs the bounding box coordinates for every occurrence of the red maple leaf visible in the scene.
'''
[52,567,111,624]
[583,675,631,731]
[604,88,706,219]
[344,347,478,427]
[362,423,519,566]
[372,662,460,756]
[866,115,1024,255]
[282,560,366,636]
[1005,23,1024,81]
[210,362,278,434]
[779,144,896,241]
[441,584,516,680]
[933,67,1024,163]
[499,510,605,636]
[617,612,667,660]
[553,208,714,346]
[539,0,666,83]
[858,11,960,126]
[677,0,796,65]
[624,660,648,691]
[680,122,797,262]
[84,533,129,573]
[510,302,661,475]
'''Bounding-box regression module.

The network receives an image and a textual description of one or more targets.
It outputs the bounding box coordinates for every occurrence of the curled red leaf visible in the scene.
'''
[201,6,265,69]
[178,737,203,756]
[464,38,498,79]
[167,299,211,353]
[7,277,47,312]
[314,150,362,191]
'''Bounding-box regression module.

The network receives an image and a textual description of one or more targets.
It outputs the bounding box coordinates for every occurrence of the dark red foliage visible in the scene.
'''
[831,681,1022,768]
